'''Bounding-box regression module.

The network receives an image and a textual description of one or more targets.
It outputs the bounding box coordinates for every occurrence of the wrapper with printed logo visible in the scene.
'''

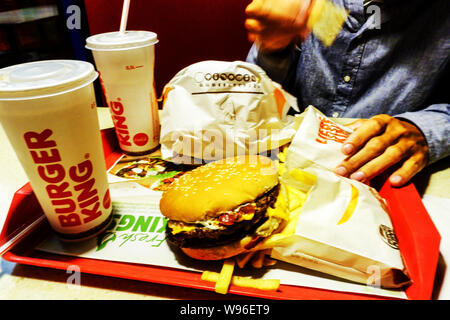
[267,106,411,288]
[159,61,299,163]
[285,105,353,170]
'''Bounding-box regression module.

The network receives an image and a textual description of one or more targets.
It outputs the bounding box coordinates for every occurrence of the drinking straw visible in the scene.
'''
[119,0,131,34]
[0,215,46,257]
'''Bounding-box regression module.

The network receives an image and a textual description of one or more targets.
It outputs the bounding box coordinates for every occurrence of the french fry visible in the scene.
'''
[201,271,280,291]
[263,256,278,266]
[286,185,308,211]
[236,249,278,268]
[214,259,235,294]
[235,251,256,269]
[261,249,277,266]
[201,271,218,282]
[289,168,317,186]
[278,162,287,176]
[251,250,265,268]
[232,277,280,291]
[277,148,288,163]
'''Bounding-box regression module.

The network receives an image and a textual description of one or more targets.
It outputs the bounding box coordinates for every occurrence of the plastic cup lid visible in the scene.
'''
[0,60,98,100]
[85,31,158,51]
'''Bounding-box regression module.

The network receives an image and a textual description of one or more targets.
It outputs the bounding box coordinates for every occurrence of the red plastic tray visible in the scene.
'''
[1,128,441,300]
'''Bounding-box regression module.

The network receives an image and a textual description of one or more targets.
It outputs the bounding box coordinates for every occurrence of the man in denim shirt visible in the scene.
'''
[245,0,449,187]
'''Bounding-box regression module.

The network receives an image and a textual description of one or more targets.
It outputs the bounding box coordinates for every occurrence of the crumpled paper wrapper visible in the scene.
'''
[159,60,299,163]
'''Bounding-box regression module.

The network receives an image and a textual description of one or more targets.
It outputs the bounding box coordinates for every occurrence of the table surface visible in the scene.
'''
[0,107,449,300]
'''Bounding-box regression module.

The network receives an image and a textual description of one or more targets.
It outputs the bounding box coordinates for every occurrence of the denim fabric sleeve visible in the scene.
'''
[246,43,301,93]
[395,104,450,164]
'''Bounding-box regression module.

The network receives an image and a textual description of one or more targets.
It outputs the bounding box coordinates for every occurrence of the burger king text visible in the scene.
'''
[24,129,104,228]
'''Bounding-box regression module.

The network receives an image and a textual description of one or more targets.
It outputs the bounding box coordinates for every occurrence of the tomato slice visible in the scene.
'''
[219,213,236,225]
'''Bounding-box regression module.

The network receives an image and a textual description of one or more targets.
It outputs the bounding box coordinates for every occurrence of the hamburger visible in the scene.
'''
[159,155,287,260]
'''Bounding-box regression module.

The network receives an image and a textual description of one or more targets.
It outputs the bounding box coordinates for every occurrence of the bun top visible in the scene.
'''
[160,155,278,223]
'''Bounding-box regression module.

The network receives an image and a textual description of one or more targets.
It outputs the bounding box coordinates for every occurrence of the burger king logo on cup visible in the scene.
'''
[24,129,109,230]
[109,98,132,147]
[133,133,149,146]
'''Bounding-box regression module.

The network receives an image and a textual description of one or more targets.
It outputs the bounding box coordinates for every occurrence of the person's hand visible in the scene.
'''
[245,0,311,52]
[334,114,429,187]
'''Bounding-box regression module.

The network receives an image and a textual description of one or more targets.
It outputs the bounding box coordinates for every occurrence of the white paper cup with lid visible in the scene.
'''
[0,60,113,242]
[86,31,160,155]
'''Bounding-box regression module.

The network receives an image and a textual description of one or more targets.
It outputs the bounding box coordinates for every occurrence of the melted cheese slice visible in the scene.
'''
[169,206,256,235]
[170,223,197,234]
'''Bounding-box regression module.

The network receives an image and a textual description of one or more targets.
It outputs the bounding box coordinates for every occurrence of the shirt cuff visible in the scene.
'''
[395,105,450,164]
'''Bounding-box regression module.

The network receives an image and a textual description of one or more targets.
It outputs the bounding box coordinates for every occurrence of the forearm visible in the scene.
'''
[246,43,300,94]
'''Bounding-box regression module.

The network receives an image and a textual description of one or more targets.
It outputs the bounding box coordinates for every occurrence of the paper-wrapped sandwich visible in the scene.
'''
[159,60,298,163]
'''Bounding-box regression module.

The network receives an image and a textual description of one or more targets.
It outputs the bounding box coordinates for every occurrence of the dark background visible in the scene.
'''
[0,0,252,106]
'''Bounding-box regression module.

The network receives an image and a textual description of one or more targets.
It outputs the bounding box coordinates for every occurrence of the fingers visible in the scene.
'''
[343,143,408,183]
[244,0,310,50]
[246,18,299,51]
[340,120,366,156]
[245,18,264,34]
[336,116,399,180]
[344,135,403,176]
[246,0,298,25]
[389,152,427,186]
[245,18,263,43]
[245,0,266,19]
[341,115,390,156]
[335,115,429,186]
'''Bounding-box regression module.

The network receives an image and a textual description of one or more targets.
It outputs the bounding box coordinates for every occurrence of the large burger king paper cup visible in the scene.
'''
[0,60,112,242]
[86,31,160,155]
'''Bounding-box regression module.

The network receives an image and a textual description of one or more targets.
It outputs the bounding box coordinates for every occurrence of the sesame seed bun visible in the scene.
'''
[159,155,278,223]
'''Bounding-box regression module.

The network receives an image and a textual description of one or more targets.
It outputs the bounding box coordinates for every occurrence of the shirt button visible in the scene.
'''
[332,112,339,117]
[344,75,351,83]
